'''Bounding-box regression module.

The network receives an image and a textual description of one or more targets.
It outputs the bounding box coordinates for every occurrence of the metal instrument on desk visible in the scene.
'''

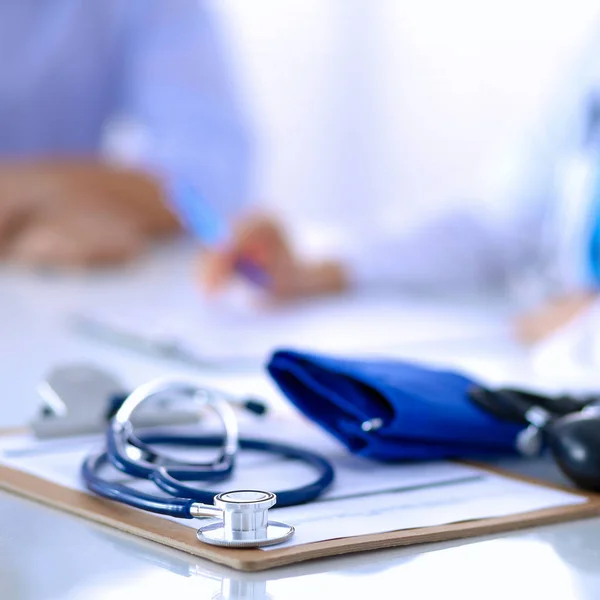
[79,376,335,548]
[31,364,267,439]
[31,364,334,548]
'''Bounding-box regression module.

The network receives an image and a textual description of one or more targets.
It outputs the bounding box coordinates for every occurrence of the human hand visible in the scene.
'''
[199,214,348,301]
[0,208,148,268]
[513,291,598,344]
[0,160,180,269]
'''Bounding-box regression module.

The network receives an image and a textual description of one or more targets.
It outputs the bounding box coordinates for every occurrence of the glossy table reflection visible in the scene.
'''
[1,488,600,600]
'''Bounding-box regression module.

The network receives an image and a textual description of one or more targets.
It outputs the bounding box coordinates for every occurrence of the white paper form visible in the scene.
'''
[0,423,586,551]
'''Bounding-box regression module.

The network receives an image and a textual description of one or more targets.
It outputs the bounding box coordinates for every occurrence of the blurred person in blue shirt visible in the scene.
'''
[0,0,252,268]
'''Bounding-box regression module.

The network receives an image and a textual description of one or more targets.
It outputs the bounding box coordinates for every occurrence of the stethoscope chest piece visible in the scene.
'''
[196,490,295,548]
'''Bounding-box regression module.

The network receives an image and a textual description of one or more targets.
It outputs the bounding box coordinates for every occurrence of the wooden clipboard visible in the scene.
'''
[0,429,599,572]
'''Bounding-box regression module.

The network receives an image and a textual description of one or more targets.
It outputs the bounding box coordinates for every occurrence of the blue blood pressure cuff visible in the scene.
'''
[267,350,524,461]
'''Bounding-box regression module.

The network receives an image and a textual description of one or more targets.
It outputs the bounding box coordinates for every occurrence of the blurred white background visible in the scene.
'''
[210,0,600,248]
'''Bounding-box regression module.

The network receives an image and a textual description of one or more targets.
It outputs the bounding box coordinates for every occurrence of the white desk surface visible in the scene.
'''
[2,240,600,600]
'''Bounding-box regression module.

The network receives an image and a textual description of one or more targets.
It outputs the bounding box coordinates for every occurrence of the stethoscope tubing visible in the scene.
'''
[139,432,335,506]
[81,432,335,518]
[82,451,197,518]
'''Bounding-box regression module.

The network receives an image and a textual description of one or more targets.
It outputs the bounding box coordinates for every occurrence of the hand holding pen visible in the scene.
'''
[168,178,348,301]
[200,214,349,300]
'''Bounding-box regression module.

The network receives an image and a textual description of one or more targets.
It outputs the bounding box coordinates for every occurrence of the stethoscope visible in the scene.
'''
[81,378,335,548]
[469,384,600,491]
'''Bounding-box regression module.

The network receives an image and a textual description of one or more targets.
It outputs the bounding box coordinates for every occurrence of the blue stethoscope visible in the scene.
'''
[81,378,335,548]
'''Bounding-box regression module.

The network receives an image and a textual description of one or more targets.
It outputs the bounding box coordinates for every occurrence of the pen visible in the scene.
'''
[167,177,272,289]
[67,313,261,371]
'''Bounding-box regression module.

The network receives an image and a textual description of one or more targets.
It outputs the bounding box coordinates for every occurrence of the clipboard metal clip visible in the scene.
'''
[30,364,201,439]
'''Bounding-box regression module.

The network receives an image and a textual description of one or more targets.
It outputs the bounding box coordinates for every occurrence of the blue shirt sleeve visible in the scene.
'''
[117,0,254,231]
